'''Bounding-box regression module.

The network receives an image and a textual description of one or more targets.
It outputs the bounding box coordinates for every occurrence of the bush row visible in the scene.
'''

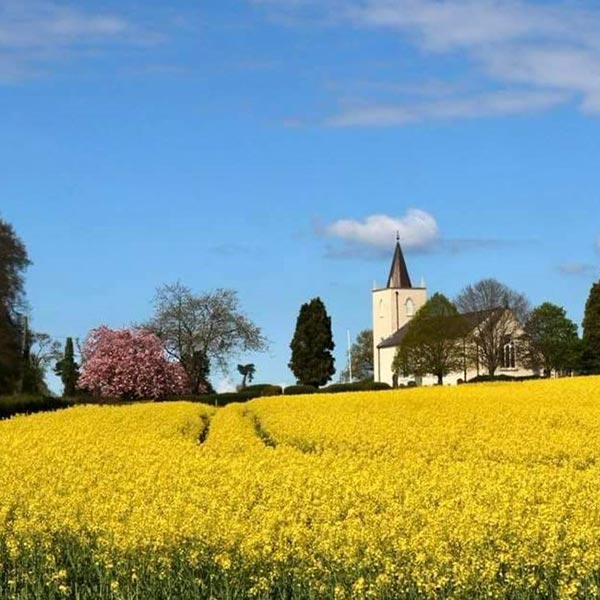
[465,374,542,384]
[189,380,392,406]
[0,395,74,420]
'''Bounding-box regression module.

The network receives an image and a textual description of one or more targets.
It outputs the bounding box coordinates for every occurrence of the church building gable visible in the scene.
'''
[372,240,534,386]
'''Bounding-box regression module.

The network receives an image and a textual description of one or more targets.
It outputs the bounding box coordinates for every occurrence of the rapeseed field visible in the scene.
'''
[1,378,600,599]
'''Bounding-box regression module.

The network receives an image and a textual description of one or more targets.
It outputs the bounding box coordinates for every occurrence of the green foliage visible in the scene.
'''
[21,331,61,396]
[339,329,374,382]
[183,349,214,394]
[289,297,335,388]
[466,374,540,384]
[0,217,31,395]
[244,384,282,395]
[194,384,283,406]
[147,283,268,392]
[283,384,318,395]
[582,282,600,374]
[523,302,581,376]
[54,337,80,397]
[237,363,256,388]
[320,381,391,394]
[0,394,73,420]
[393,293,467,385]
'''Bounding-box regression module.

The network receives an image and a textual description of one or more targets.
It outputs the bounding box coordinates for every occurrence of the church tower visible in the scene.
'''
[372,235,427,383]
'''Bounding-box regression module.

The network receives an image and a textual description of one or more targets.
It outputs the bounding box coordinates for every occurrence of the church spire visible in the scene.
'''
[386,232,412,289]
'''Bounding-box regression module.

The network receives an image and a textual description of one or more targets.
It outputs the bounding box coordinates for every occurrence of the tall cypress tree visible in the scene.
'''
[289,297,335,387]
[582,281,600,374]
[55,337,80,397]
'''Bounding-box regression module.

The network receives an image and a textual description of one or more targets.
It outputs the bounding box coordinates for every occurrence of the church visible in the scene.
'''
[372,238,534,386]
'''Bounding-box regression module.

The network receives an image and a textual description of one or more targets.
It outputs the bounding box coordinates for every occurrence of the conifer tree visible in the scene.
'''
[289,297,335,387]
[55,337,80,397]
[582,281,600,374]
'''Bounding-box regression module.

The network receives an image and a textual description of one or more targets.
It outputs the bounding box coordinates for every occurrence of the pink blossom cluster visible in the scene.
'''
[78,326,190,399]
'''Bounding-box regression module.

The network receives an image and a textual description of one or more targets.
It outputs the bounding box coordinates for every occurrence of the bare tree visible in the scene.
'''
[455,279,530,377]
[339,329,374,382]
[146,282,268,394]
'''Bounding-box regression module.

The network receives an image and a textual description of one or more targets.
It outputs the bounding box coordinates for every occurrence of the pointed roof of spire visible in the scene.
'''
[386,233,412,289]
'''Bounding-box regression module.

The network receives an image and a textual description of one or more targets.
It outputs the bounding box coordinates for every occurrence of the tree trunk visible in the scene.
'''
[437,373,443,385]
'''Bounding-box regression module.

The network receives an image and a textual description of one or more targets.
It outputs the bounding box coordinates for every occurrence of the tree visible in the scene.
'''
[146,283,268,394]
[522,302,581,376]
[339,329,374,382]
[455,279,530,376]
[237,363,256,388]
[582,281,600,374]
[21,331,61,395]
[392,293,467,385]
[0,218,31,394]
[289,297,335,387]
[55,337,80,397]
[78,326,190,400]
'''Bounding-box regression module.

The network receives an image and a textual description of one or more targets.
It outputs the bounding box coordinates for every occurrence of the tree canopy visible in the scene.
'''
[289,297,335,387]
[146,282,268,394]
[522,302,581,376]
[455,279,530,376]
[78,326,189,400]
[339,329,374,382]
[0,217,31,394]
[392,293,467,385]
[582,281,600,374]
[55,337,80,397]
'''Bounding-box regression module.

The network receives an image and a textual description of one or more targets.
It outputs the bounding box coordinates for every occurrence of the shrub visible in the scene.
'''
[466,374,541,384]
[0,395,73,420]
[284,385,318,395]
[320,381,391,394]
[243,384,283,397]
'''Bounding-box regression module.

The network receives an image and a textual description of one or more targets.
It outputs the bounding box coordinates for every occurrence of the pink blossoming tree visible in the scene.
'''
[78,326,190,400]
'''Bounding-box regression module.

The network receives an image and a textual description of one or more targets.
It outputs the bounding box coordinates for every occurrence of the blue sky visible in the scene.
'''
[2,0,600,392]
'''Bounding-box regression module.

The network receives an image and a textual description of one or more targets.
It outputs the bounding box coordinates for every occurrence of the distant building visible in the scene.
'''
[372,238,534,386]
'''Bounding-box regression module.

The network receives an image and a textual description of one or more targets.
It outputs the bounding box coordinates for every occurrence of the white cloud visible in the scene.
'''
[256,0,600,123]
[325,209,439,251]
[0,1,154,81]
[558,262,595,276]
[328,89,567,126]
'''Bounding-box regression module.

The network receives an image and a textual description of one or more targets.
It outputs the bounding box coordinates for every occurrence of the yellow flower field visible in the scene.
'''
[2,378,600,599]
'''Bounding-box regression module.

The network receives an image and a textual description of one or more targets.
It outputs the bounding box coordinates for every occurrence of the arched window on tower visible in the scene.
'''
[405,298,415,317]
[379,298,384,318]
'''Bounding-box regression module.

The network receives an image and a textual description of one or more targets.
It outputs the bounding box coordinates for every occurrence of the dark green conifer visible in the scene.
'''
[289,297,335,387]
[55,337,80,397]
[582,282,600,374]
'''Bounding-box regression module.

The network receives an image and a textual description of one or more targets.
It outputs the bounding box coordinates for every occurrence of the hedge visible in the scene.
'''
[283,385,318,395]
[0,395,74,420]
[466,374,541,384]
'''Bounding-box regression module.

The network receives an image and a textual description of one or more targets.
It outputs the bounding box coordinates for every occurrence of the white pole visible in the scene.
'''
[347,330,353,382]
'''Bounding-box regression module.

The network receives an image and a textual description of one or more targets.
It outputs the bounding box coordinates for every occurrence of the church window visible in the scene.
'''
[379,299,384,317]
[502,340,516,369]
[405,298,415,317]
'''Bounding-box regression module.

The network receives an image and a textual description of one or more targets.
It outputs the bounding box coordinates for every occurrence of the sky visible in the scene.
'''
[2,0,600,393]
